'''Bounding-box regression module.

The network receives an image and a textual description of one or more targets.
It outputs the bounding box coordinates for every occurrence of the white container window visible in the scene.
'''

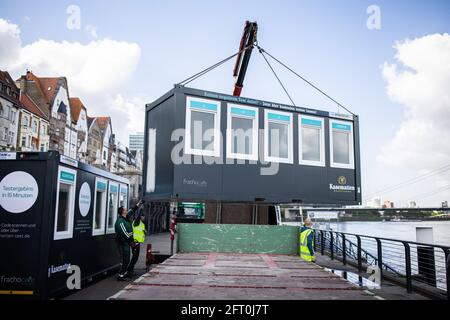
[185,96,221,157]
[146,128,156,193]
[54,166,77,240]
[92,178,107,236]
[330,120,354,169]
[226,104,258,161]
[299,115,325,167]
[264,110,293,164]
[119,184,128,208]
[106,182,119,234]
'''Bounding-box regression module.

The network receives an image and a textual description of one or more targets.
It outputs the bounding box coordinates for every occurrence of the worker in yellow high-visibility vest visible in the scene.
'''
[127,212,147,276]
[300,218,315,262]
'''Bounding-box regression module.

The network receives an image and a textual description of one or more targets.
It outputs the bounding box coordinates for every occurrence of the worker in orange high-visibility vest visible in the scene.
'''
[300,218,315,262]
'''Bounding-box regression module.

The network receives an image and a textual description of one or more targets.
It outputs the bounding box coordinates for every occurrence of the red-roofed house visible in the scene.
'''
[16,71,78,159]
[17,92,50,151]
[87,116,103,165]
[69,97,89,162]
[95,116,114,169]
[86,116,115,171]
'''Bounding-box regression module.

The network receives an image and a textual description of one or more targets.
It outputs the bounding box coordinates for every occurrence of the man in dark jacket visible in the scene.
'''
[115,200,143,281]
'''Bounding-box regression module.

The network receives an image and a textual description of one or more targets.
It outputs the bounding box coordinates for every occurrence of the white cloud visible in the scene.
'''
[85,25,98,39]
[0,18,146,146]
[377,33,450,206]
[378,33,450,169]
[0,19,21,67]
[110,95,147,142]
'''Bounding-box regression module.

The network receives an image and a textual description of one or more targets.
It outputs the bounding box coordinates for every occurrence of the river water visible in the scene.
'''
[319,221,450,246]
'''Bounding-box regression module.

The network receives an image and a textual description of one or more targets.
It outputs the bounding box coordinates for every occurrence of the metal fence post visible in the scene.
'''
[314,230,318,252]
[330,232,334,260]
[445,248,450,301]
[404,242,412,293]
[342,234,347,265]
[320,231,324,256]
[376,238,383,278]
[356,235,362,272]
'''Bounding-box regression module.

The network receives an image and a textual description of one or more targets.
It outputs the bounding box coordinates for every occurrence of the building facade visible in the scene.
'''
[0,71,20,151]
[96,116,114,170]
[16,71,78,159]
[5,69,141,173]
[129,132,144,151]
[69,97,89,162]
[17,92,49,152]
[87,116,103,165]
[115,141,128,172]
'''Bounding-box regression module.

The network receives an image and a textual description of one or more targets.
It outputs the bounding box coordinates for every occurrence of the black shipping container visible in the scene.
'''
[143,86,362,206]
[0,151,129,299]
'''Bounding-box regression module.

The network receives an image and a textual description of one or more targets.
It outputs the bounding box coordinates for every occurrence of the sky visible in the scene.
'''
[0,0,449,207]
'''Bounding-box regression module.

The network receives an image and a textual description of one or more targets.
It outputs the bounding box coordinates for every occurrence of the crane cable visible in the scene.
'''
[257,46,296,106]
[363,164,450,200]
[178,44,254,86]
[177,42,356,116]
[256,45,355,116]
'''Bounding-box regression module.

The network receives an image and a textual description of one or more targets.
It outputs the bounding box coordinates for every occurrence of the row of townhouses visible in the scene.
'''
[0,69,142,173]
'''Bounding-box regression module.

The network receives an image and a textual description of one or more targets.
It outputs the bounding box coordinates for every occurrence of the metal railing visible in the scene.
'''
[314,229,450,300]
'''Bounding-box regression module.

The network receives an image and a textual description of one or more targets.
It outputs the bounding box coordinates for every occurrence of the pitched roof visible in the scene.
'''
[24,71,67,105]
[20,93,47,120]
[96,116,110,130]
[0,70,21,104]
[69,97,86,123]
[39,77,60,103]
[0,70,18,89]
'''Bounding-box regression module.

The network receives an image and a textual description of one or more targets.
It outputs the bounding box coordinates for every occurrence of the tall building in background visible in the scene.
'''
[382,201,395,209]
[408,201,418,208]
[129,132,144,151]
[367,197,382,208]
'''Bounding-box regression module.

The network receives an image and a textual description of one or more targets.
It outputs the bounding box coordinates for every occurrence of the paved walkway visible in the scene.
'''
[108,253,380,300]
[62,232,429,300]
[61,233,174,300]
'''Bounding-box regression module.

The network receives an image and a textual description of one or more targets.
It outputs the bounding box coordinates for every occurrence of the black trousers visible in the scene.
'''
[127,243,141,273]
[117,242,130,275]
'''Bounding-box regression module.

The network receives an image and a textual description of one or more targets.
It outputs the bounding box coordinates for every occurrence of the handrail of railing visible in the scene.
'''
[313,228,450,251]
